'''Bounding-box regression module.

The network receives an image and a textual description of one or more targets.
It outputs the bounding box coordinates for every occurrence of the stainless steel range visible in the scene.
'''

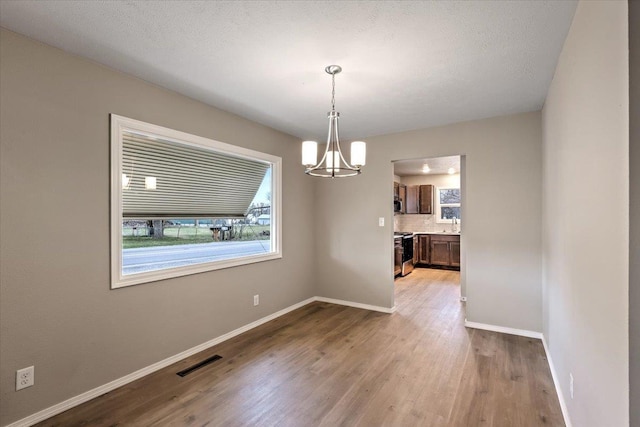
[394,232,414,276]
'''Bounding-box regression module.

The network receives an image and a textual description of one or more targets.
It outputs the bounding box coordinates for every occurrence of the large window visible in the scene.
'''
[110,115,281,288]
[435,187,461,223]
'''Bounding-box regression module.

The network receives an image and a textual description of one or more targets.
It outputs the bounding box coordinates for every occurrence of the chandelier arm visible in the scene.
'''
[328,112,336,177]
[333,115,354,169]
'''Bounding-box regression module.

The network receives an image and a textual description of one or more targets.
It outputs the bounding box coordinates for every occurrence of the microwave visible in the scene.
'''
[394,199,403,213]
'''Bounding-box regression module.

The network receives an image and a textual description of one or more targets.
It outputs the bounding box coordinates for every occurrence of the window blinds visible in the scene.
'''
[122,131,269,218]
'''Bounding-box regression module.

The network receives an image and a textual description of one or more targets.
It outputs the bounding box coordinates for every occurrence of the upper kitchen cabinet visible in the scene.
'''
[406,186,419,214]
[399,185,406,214]
[394,182,407,214]
[404,184,432,214]
[419,184,433,214]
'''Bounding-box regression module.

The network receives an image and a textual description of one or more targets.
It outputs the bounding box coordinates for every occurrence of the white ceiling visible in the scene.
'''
[0,1,577,141]
[394,155,460,177]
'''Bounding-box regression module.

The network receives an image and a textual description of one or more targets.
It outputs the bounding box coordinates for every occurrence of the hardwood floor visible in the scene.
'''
[37,268,564,426]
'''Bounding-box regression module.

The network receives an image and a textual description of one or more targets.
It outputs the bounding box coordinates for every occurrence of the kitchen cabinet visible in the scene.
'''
[419,185,433,214]
[406,186,419,214]
[429,239,450,266]
[417,235,430,264]
[411,233,459,269]
[403,185,431,215]
[393,182,407,214]
[398,184,406,214]
[429,234,460,267]
[450,240,461,267]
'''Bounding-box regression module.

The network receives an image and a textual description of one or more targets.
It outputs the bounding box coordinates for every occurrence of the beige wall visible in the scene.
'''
[630,1,639,425]
[0,29,316,425]
[542,2,629,426]
[315,111,543,332]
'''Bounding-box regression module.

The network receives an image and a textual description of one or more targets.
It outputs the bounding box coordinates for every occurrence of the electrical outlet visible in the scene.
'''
[569,373,574,399]
[16,366,34,391]
[378,217,384,227]
[253,294,259,306]
[460,296,467,302]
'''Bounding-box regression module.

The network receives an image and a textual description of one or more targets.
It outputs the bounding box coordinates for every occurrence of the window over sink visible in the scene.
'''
[435,187,461,223]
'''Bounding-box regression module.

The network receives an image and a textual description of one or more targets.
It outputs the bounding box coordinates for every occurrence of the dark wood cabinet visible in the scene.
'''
[398,184,406,214]
[406,186,419,214]
[429,240,450,266]
[394,182,407,214]
[429,234,460,267]
[417,235,430,264]
[419,185,433,214]
[412,233,459,269]
[450,241,461,267]
[396,184,430,215]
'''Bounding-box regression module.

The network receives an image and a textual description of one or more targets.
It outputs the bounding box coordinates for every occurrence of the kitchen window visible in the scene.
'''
[110,114,281,289]
[435,187,461,223]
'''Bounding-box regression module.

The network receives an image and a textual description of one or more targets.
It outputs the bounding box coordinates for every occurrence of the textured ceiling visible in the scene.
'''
[0,1,577,141]
[394,156,460,177]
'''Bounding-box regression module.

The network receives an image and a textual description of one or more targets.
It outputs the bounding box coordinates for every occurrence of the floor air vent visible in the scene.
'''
[177,354,222,377]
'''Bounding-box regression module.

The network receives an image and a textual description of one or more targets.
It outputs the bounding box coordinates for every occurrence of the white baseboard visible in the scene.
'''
[314,296,396,314]
[542,336,572,427]
[6,295,394,427]
[464,320,543,339]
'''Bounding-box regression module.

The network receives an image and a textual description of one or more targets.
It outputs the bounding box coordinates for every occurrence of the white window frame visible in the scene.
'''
[435,187,461,223]
[110,114,282,289]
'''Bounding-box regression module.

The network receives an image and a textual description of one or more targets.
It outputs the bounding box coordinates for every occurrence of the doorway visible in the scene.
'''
[392,155,465,301]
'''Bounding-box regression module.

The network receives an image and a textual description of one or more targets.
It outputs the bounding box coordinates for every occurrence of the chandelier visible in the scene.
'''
[302,65,366,177]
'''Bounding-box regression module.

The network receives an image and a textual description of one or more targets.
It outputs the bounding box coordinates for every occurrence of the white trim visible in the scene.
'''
[109,114,283,289]
[464,320,542,339]
[315,296,396,314]
[435,186,461,224]
[542,335,573,427]
[6,296,394,427]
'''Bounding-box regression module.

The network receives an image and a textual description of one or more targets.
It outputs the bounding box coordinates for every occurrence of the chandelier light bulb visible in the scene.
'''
[351,141,366,167]
[302,141,318,166]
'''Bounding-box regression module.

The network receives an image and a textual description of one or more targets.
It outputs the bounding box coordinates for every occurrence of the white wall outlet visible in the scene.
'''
[569,373,574,399]
[253,294,259,306]
[378,217,385,227]
[16,366,34,391]
[460,296,467,302]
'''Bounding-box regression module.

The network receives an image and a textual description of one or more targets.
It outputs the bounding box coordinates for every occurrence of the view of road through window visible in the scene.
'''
[122,237,271,275]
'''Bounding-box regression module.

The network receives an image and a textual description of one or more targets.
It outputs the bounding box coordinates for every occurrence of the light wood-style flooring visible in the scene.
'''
[38,268,564,426]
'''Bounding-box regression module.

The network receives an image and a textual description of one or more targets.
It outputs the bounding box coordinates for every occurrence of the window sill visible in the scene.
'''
[111,251,282,289]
